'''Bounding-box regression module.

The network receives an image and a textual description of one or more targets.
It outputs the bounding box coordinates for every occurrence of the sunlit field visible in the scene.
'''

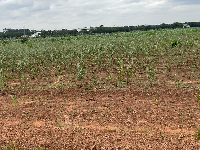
[1,28,200,90]
[0,28,200,149]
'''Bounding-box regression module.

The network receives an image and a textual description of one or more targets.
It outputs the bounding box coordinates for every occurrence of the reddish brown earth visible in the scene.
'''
[0,84,200,149]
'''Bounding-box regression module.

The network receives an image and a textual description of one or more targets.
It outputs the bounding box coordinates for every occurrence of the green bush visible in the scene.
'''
[170,39,178,48]
[21,37,29,44]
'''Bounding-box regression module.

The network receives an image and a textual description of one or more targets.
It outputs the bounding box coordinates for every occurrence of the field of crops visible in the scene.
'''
[0,28,200,149]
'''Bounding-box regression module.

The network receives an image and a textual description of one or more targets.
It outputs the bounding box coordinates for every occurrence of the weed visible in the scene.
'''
[0,69,6,90]
[77,62,84,81]
[195,127,200,140]
[77,126,84,130]
[56,120,62,128]
[170,39,178,47]
[122,131,128,135]
[160,131,165,140]
[126,107,133,113]
[104,104,110,107]
[146,64,155,80]
[195,90,200,103]
[10,95,18,105]
[139,128,151,133]
[175,79,183,89]
[178,134,184,140]
[2,142,15,150]
[125,65,135,84]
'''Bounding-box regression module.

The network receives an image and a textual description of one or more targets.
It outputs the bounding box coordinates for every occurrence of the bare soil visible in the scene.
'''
[0,84,200,149]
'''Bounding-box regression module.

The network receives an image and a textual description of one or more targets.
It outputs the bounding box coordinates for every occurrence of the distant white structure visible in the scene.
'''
[30,32,41,38]
[77,27,90,32]
[21,35,29,38]
[183,24,190,28]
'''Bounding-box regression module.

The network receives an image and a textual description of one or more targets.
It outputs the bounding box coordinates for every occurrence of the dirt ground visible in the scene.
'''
[0,84,200,149]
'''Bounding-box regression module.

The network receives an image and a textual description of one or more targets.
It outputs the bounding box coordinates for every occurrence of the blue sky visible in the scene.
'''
[0,0,200,31]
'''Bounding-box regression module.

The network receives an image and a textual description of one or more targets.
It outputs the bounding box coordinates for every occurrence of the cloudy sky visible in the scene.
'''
[0,0,200,31]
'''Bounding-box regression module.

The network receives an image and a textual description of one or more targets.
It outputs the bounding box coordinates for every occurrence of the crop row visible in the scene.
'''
[0,28,200,91]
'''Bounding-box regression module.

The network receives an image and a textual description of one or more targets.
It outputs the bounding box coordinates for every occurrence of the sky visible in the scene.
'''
[0,0,200,31]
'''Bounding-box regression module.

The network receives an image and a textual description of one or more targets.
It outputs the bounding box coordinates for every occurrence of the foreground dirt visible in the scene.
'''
[0,86,200,149]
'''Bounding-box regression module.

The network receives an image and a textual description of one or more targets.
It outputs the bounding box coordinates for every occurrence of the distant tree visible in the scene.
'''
[160,23,169,29]
[41,30,47,38]
[187,22,200,27]
[171,22,182,29]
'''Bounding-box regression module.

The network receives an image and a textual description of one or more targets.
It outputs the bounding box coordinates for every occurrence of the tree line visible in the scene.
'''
[1,22,200,38]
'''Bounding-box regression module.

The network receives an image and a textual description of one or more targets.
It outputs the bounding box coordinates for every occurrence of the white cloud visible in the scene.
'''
[0,0,200,31]
[170,0,200,5]
[145,0,166,8]
[0,0,33,10]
